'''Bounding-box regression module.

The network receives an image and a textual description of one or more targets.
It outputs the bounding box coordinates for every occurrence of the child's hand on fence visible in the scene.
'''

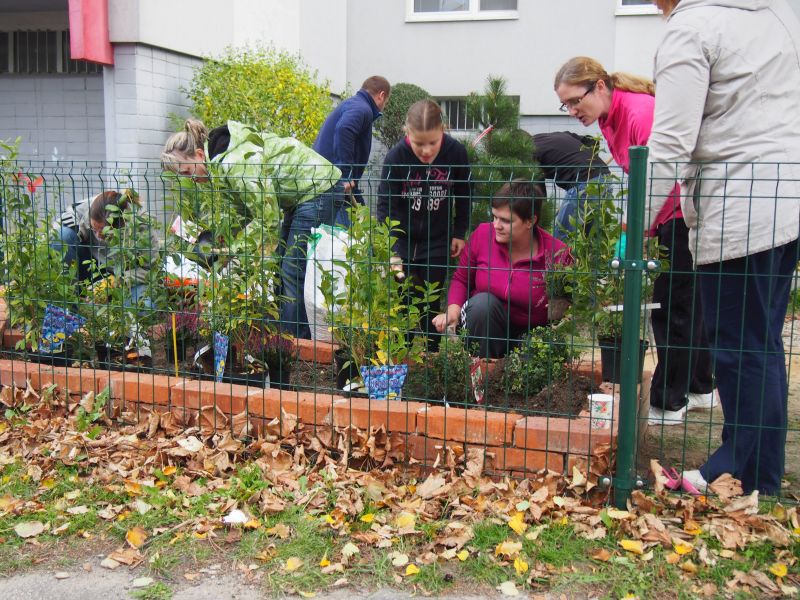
[450,238,465,258]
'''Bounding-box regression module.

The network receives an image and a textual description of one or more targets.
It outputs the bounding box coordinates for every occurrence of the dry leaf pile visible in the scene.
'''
[0,383,798,596]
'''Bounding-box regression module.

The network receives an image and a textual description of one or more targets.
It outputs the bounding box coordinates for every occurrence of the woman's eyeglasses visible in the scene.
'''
[559,82,596,112]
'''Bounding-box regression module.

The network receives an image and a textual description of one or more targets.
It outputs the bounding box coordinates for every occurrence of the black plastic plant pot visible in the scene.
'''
[598,337,649,384]
[267,363,293,389]
[221,370,270,389]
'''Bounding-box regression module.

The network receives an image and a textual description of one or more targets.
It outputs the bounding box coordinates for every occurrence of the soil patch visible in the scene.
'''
[483,366,594,417]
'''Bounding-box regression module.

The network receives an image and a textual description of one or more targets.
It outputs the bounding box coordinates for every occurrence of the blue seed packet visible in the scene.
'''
[213,332,229,383]
[40,304,86,354]
[359,364,409,400]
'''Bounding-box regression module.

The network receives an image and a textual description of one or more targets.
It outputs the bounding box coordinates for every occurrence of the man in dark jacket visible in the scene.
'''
[313,76,391,225]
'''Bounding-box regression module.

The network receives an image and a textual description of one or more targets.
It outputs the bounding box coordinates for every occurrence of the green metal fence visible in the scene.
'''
[0,148,796,504]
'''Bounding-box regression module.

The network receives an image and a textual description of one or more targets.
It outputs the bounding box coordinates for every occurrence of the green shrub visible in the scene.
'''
[373,82,431,148]
[186,45,332,145]
[466,76,543,229]
[431,332,476,403]
[501,326,579,396]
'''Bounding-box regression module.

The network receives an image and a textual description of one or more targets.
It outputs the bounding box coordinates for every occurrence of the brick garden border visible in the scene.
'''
[0,299,650,478]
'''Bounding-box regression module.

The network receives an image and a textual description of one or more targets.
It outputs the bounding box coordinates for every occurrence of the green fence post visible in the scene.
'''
[614,145,649,508]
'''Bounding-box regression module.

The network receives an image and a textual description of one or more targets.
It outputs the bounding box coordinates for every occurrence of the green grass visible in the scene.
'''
[130,582,173,600]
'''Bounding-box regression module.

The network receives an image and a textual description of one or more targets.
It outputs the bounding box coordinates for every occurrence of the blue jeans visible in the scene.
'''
[332,183,363,228]
[697,239,797,494]
[279,191,340,338]
[553,176,611,243]
[53,225,94,281]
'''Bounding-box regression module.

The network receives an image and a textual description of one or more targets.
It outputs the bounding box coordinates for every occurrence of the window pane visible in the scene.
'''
[414,0,469,12]
[480,0,517,10]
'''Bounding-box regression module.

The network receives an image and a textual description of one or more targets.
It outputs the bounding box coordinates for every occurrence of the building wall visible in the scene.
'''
[0,75,105,162]
[345,0,625,117]
[103,44,201,164]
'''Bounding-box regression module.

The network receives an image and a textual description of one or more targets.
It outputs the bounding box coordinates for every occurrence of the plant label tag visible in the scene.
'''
[40,304,86,354]
[213,332,229,383]
[470,357,485,404]
[170,216,200,244]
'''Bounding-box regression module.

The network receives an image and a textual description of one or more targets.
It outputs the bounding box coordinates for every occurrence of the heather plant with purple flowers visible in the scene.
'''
[243,327,296,374]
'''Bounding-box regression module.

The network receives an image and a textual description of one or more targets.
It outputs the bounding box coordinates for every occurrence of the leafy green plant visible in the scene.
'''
[560,176,663,340]
[75,387,110,439]
[0,139,79,351]
[373,82,431,148]
[166,172,284,371]
[319,205,439,377]
[502,326,579,396]
[185,44,331,145]
[430,331,475,402]
[465,76,543,229]
[78,193,168,358]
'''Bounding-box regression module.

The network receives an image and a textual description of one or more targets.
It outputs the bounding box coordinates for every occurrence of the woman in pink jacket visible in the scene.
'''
[554,57,715,425]
[432,179,571,359]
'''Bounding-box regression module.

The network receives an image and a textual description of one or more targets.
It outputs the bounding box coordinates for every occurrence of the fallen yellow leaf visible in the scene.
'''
[319,555,330,568]
[513,556,528,575]
[665,552,680,565]
[298,592,316,598]
[125,526,147,549]
[683,520,703,536]
[674,540,694,555]
[507,512,528,535]
[457,550,469,561]
[162,466,177,476]
[770,563,788,578]
[244,520,262,530]
[495,540,522,558]
[395,512,415,530]
[359,513,375,523]
[284,557,303,572]
[619,539,643,555]
[405,564,420,576]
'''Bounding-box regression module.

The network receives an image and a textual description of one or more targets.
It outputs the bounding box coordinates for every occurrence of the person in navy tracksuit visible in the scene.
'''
[313,75,391,226]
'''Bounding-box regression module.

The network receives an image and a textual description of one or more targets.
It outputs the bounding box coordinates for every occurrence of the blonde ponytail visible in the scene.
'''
[555,56,654,96]
[161,118,209,172]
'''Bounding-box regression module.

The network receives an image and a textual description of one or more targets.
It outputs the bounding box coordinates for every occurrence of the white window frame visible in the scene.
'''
[405,0,518,23]
[615,1,660,16]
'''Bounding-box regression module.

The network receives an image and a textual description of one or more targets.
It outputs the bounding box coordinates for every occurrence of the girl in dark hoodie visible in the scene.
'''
[376,99,472,343]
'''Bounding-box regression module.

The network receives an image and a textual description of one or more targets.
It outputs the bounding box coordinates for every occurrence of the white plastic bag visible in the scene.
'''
[304,224,349,342]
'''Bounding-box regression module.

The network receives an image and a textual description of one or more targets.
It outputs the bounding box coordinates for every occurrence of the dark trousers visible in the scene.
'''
[463,292,527,359]
[650,218,714,411]
[697,238,797,494]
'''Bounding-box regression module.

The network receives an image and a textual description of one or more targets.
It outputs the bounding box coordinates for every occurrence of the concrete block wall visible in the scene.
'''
[104,43,202,165]
[0,74,105,162]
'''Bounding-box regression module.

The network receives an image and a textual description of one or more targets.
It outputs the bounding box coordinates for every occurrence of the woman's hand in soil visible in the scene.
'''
[433,304,461,333]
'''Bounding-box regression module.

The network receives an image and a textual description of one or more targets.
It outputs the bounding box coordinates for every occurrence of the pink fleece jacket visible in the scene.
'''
[447,223,572,328]
[598,89,681,234]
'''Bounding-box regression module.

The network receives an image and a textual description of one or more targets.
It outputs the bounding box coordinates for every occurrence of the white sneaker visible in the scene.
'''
[681,469,709,494]
[648,404,688,426]
[687,390,718,411]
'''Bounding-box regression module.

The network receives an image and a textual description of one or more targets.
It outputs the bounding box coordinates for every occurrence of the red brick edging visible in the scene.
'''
[0,349,643,478]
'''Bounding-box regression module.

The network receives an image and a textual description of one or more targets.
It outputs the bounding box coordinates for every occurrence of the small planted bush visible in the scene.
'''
[186,45,332,145]
[501,326,579,396]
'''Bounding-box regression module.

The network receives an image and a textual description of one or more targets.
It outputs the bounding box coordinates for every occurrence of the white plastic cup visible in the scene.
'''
[588,393,614,430]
